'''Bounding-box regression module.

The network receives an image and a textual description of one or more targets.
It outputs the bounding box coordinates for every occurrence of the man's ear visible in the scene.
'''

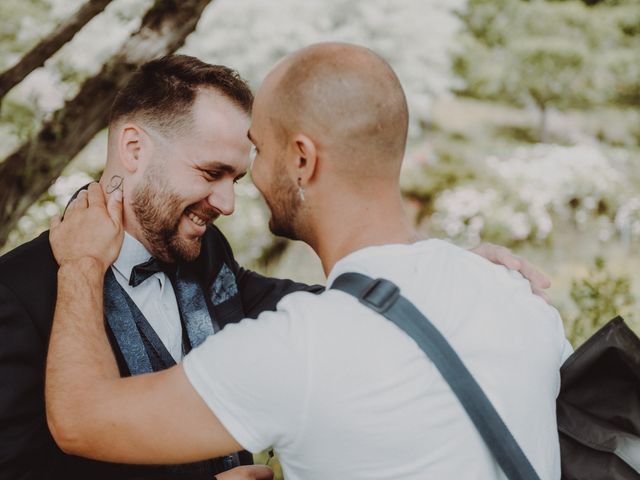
[292,133,318,186]
[117,124,148,173]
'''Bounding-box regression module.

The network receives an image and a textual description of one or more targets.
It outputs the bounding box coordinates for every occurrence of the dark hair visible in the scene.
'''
[109,54,253,135]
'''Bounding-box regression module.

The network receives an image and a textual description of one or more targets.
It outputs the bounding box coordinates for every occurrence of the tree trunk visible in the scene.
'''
[538,103,548,143]
[0,0,115,101]
[0,0,214,248]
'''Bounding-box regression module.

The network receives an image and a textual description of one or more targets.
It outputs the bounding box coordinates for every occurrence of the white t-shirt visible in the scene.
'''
[183,240,571,480]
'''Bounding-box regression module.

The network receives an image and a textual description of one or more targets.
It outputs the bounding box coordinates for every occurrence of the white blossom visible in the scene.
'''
[430,144,636,246]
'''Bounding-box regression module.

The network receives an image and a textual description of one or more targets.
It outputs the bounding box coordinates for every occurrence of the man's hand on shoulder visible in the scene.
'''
[49,182,124,272]
[215,465,274,480]
[470,242,551,303]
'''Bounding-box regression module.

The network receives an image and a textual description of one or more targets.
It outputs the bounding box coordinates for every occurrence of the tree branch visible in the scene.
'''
[0,0,214,248]
[0,0,115,101]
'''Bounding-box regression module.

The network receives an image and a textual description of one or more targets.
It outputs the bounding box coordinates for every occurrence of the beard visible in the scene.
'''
[263,164,303,241]
[131,166,210,263]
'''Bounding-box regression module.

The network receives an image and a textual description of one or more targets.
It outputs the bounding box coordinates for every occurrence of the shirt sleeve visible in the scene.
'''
[560,338,574,364]
[550,308,574,364]
[182,298,311,453]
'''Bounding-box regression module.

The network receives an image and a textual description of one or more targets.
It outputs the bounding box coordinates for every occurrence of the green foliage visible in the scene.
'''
[453,0,640,130]
[0,0,52,70]
[493,124,553,145]
[401,150,476,224]
[605,49,640,105]
[506,38,592,110]
[0,96,40,142]
[567,256,635,346]
[254,450,283,480]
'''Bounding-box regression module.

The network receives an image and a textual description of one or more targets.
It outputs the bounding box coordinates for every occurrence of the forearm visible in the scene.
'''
[45,257,118,452]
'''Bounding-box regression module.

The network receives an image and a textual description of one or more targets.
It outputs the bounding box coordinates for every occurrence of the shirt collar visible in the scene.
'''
[111,232,154,280]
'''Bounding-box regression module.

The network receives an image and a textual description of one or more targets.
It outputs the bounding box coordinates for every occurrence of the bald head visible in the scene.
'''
[261,43,409,178]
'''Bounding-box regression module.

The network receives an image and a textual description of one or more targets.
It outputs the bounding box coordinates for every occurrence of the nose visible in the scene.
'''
[207,180,235,216]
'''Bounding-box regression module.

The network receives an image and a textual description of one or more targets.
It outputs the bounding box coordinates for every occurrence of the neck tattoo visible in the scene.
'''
[106,175,124,194]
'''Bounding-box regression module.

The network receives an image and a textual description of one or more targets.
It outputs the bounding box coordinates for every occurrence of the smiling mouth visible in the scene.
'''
[186,210,207,226]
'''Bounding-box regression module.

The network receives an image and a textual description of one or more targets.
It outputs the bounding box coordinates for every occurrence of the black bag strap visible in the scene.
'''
[330,272,541,480]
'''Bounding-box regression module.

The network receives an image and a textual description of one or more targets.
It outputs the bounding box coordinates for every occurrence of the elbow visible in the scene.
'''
[45,382,117,459]
[47,413,80,455]
[46,399,89,456]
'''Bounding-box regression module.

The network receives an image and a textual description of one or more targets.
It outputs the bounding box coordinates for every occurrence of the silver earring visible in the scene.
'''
[297,178,305,201]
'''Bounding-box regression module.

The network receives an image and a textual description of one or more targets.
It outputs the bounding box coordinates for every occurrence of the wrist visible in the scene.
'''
[58,256,108,279]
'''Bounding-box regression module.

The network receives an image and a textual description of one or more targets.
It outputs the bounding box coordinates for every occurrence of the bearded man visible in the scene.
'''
[44,44,569,480]
[0,55,307,480]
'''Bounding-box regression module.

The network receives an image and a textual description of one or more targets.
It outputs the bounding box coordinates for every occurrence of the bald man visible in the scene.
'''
[45,43,570,480]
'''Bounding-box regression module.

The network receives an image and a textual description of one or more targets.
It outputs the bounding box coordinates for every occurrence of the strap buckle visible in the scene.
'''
[358,278,400,313]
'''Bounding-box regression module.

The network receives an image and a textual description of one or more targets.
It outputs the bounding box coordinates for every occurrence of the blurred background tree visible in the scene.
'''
[1,0,638,346]
[567,256,635,346]
[452,0,640,141]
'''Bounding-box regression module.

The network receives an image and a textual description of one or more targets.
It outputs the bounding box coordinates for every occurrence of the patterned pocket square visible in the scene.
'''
[209,263,239,306]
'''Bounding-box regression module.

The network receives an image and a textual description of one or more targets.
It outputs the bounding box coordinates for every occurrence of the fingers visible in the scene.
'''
[246,465,274,480]
[88,182,123,229]
[532,286,551,304]
[59,184,123,232]
[472,243,521,270]
[65,190,88,216]
[106,188,124,229]
[75,190,89,209]
[87,182,105,207]
[517,259,551,290]
[471,243,552,302]
[495,247,522,271]
[50,214,61,229]
[215,465,274,480]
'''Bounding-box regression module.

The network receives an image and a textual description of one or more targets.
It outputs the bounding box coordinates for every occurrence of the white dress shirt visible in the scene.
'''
[110,233,183,362]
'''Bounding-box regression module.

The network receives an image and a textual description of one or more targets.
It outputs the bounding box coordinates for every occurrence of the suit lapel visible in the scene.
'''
[104,269,176,375]
[171,266,219,350]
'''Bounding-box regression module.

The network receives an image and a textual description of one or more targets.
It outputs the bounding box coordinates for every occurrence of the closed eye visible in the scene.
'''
[205,170,223,181]
[204,169,246,184]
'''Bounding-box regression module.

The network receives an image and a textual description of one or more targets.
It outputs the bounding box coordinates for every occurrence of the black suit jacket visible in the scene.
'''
[0,225,322,479]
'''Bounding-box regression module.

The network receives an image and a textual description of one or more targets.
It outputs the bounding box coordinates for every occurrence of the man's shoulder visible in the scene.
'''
[329,239,480,294]
[0,231,57,281]
[241,290,324,331]
[272,288,358,325]
[407,239,522,287]
[0,231,58,316]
